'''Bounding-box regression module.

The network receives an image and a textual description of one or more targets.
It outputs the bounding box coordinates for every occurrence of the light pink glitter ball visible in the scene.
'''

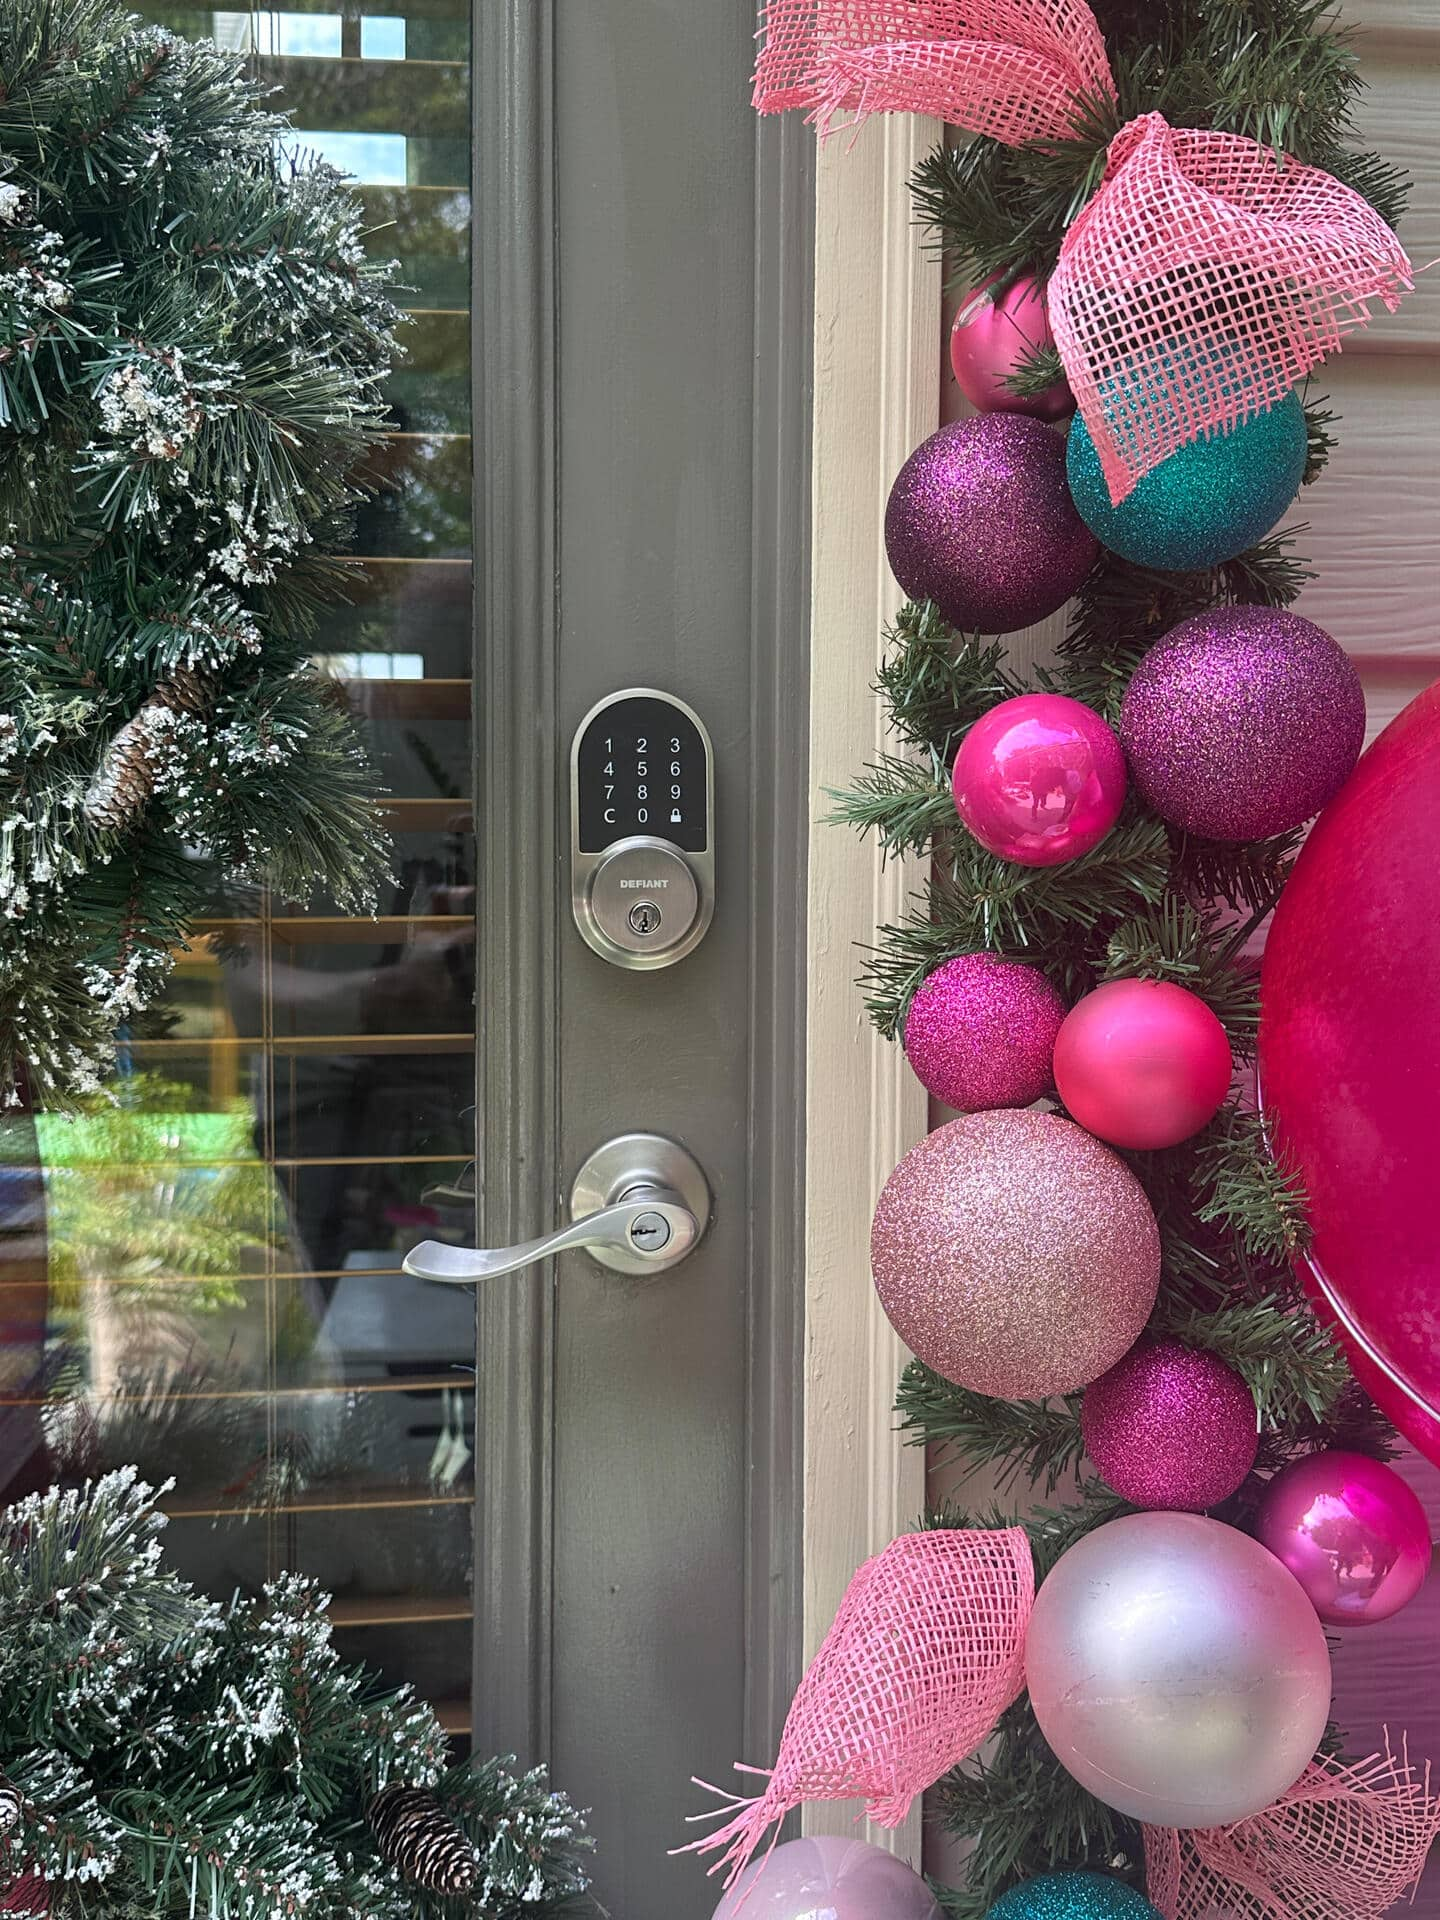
[871,1110,1161,1399]
[903,953,1067,1112]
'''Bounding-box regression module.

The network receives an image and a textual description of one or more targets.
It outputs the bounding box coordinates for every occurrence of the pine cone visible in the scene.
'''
[84,667,211,833]
[368,1784,478,1897]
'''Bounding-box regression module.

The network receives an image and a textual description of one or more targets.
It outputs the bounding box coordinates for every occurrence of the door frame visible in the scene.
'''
[800,114,940,1862]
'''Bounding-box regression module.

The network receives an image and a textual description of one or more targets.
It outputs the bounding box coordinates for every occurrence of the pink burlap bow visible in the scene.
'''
[677,1527,1034,1888]
[753,0,1411,503]
[1143,1745,1440,1920]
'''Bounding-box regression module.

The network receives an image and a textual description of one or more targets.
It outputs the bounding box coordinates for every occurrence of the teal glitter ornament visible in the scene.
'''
[1067,383,1306,571]
[986,1873,1163,1920]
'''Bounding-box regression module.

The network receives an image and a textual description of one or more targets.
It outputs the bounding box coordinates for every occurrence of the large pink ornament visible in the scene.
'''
[903,952,1066,1112]
[713,1836,942,1920]
[950,273,1073,422]
[953,693,1126,868]
[1082,1339,1258,1512]
[1026,1511,1332,1828]
[870,1110,1160,1398]
[885,417,1098,634]
[1053,978,1233,1149]
[1254,1450,1431,1627]
[1259,683,1440,1465]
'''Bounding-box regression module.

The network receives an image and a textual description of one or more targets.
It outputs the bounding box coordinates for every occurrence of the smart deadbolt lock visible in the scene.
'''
[570,688,715,968]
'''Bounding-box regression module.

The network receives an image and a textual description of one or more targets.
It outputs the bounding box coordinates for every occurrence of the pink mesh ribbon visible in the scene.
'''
[1143,1746,1440,1920]
[678,1527,1033,1887]
[753,0,1412,502]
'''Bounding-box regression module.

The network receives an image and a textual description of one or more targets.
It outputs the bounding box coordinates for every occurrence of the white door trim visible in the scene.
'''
[802,113,940,1862]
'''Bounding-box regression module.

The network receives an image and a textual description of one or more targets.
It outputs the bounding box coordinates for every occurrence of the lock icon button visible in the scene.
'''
[669,807,682,824]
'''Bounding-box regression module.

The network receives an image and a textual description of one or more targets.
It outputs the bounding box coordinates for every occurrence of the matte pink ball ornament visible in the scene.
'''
[1259,684,1440,1467]
[712,1835,942,1920]
[952,694,1126,867]
[1053,977,1233,1149]
[1255,1450,1431,1627]
[1119,605,1365,843]
[903,953,1067,1112]
[1082,1339,1259,1511]
[870,1109,1161,1400]
[950,273,1074,422]
[885,416,1099,634]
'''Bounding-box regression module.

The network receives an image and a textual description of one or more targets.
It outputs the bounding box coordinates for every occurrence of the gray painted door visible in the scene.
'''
[472,6,812,1915]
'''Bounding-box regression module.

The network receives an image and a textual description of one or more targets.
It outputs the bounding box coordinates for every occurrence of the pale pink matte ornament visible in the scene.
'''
[952,693,1126,867]
[679,1528,1033,1889]
[1259,682,1440,1468]
[1255,1450,1431,1627]
[1054,978,1233,1150]
[712,1836,942,1920]
[950,274,1074,421]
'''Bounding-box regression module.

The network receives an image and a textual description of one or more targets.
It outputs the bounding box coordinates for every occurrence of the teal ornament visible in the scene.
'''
[1067,385,1306,571]
[986,1873,1163,1920]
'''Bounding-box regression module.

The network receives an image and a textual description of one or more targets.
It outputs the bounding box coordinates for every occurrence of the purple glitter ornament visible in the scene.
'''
[1119,606,1365,842]
[903,954,1067,1112]
[871,1110,1161,1400]
[1082,1338,1259,1511]
[885,416,1098,634]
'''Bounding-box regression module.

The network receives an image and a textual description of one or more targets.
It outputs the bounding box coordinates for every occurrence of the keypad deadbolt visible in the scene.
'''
[570,689,715,968]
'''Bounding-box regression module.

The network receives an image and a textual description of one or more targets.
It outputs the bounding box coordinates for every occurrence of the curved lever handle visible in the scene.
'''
[403,1187,698,1285]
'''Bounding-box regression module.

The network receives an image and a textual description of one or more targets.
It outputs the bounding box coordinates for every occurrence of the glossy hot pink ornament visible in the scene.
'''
[1254,1450,1431,1627]
[712,1836,942,1920]
[950,274,1074,421]
[952,693,1126,867]
[1259,682,1440,1466]
[1054,978,1233,1149]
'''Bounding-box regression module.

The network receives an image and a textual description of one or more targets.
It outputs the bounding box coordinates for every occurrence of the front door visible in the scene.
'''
[0,7,813,1919]
[466,7,811,1912]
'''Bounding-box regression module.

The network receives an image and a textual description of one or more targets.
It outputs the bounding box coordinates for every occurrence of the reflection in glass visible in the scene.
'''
[6,0,478,1742]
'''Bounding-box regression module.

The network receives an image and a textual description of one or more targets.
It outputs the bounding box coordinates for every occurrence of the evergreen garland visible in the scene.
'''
[0,1470,591,1919]
[0,0,401,1105]
[826,1,1406,1910]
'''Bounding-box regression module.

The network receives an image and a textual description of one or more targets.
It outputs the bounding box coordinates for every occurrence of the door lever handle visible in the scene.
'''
[403,1188,697,1284]
[402,1131,710,1284]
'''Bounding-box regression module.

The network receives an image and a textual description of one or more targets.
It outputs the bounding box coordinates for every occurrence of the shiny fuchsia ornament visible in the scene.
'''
[950,273,1074,421]
[903,953,1066,1112]
[1260,683,1440,1467]
[1054,977,1233,1149]
[1255,1450,1431,1627]
[952,693,1126,867]
[1082,1338,1258,1511]
[884,417,1098,634]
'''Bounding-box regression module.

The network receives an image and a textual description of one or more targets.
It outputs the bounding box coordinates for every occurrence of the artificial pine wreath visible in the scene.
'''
[0,0,401,1103]
[0,1470,591,1918]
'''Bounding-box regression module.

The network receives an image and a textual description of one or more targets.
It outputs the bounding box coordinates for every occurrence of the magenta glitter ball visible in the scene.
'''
[953,693,1126,867]
[1255,1451,1432,1627]
[1119,606,1365,842]
[870,1110,1161,1399]
[1082,1339,1259,1511]
[903,953,1067,1112]
[1053,978,1233,1149]
[885,416,1098,634]
[950,274,1074,422]
[713,1835,942,1920]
